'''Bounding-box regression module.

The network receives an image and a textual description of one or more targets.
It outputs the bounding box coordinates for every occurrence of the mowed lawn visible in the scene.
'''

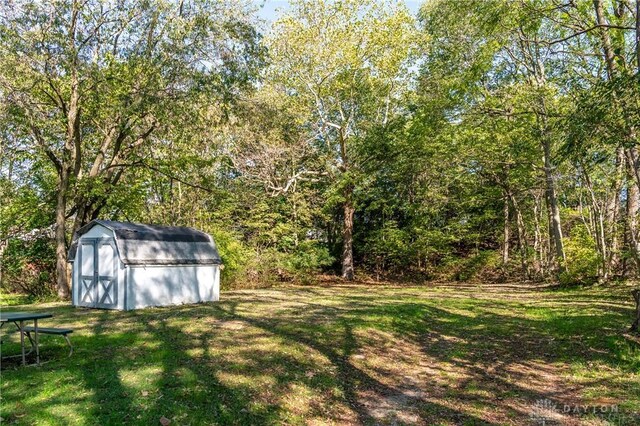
[1,283,639,425]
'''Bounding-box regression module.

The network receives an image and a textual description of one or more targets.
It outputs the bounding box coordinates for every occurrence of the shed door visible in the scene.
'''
[78,238,118,309]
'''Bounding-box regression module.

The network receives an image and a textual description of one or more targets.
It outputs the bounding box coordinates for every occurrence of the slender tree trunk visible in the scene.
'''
[542,135,566,273]
[0,240,6,287]
[502,196,510,267]
[596,198,607,277]
[341,184,355,280]
[582,164,608,276]
[594,0,617,78]
[533,191,544,276]
[636,0,640,72]
[577,181,594,238]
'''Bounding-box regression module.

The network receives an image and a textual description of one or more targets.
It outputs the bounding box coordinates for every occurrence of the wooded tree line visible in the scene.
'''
[1,0,639,298]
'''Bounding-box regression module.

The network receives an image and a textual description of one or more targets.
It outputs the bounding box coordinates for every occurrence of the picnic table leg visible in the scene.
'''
[34,319,40,365]
[19,320,25,366]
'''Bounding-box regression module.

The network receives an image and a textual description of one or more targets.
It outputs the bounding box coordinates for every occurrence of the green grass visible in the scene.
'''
[1,282,639,425]
[0,293,32,307]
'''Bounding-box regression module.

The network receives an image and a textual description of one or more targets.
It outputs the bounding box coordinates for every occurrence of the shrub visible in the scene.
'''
[210,229,254,289]
[283,241,334,283]
[435,250,501,282]
[560,224,600,285]
[212,228,333,288]
[1,238,57,299]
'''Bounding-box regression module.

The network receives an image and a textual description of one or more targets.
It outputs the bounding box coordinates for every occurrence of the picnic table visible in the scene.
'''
[0,311,53,366]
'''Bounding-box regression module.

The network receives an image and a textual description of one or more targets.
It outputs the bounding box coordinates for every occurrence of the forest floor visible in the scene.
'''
[1,281,639,425]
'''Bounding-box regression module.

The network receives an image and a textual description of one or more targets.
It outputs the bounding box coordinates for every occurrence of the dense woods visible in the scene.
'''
[1,0,640,298]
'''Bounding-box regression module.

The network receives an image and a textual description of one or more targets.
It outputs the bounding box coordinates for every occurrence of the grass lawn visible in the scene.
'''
[1,282,639,425]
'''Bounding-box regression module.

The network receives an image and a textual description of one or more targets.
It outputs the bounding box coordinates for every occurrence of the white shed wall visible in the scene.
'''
[126,264,220,310]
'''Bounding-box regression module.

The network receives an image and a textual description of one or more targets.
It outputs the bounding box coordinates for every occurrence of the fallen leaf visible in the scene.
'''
[141,390,149,397]
[159,416,171,425]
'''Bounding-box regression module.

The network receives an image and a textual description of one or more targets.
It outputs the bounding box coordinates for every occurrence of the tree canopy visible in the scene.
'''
[1,0,640,296]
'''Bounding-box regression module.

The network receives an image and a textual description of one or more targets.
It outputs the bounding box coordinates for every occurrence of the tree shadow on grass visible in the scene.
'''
[212,289,640,424]
[77,310,136,423]
[0,309,138,424]
[2,306,286,425]
[141,301,343,424]
[210,301,498,425]
[2,286,638,425]
[137,307,287,425]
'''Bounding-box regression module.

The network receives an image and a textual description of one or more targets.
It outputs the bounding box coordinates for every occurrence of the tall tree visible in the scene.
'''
[0,0,262,297]
[266,0,416,279]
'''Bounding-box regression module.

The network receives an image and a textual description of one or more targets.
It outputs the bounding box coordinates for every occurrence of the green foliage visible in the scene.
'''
[2,238,57,299]
[210,229,253,289]
[212,221,333,288]
[283,241,334,282]
[0,292,31,306]
[0,172,55,239]
[2,0,640,293]
[560,225,601,285]
[436,250,502,282]
[362,221,411,271]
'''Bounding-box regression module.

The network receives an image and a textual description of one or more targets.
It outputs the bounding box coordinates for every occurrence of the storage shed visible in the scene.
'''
[68,220,221,310]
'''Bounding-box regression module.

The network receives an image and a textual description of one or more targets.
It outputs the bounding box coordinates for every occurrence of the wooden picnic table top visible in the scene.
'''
[0,312,53,322]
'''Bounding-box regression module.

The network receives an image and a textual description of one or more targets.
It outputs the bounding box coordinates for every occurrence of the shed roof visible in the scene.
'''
[68,220,222,266]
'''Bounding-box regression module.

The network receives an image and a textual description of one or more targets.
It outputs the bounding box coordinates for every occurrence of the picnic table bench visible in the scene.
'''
[21,326,74,357]
[0,312,73,365]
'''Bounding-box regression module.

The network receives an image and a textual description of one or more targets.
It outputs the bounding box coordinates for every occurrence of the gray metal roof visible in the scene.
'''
[68,220,222,266]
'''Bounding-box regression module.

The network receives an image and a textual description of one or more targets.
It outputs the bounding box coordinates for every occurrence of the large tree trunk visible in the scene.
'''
[628,147,640,198]
[338,127,355,281]
[527,36,565,275]
[592,1,639,279]
[53,0,81,300]
[54,170,71,299]
[341,184,355,280]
